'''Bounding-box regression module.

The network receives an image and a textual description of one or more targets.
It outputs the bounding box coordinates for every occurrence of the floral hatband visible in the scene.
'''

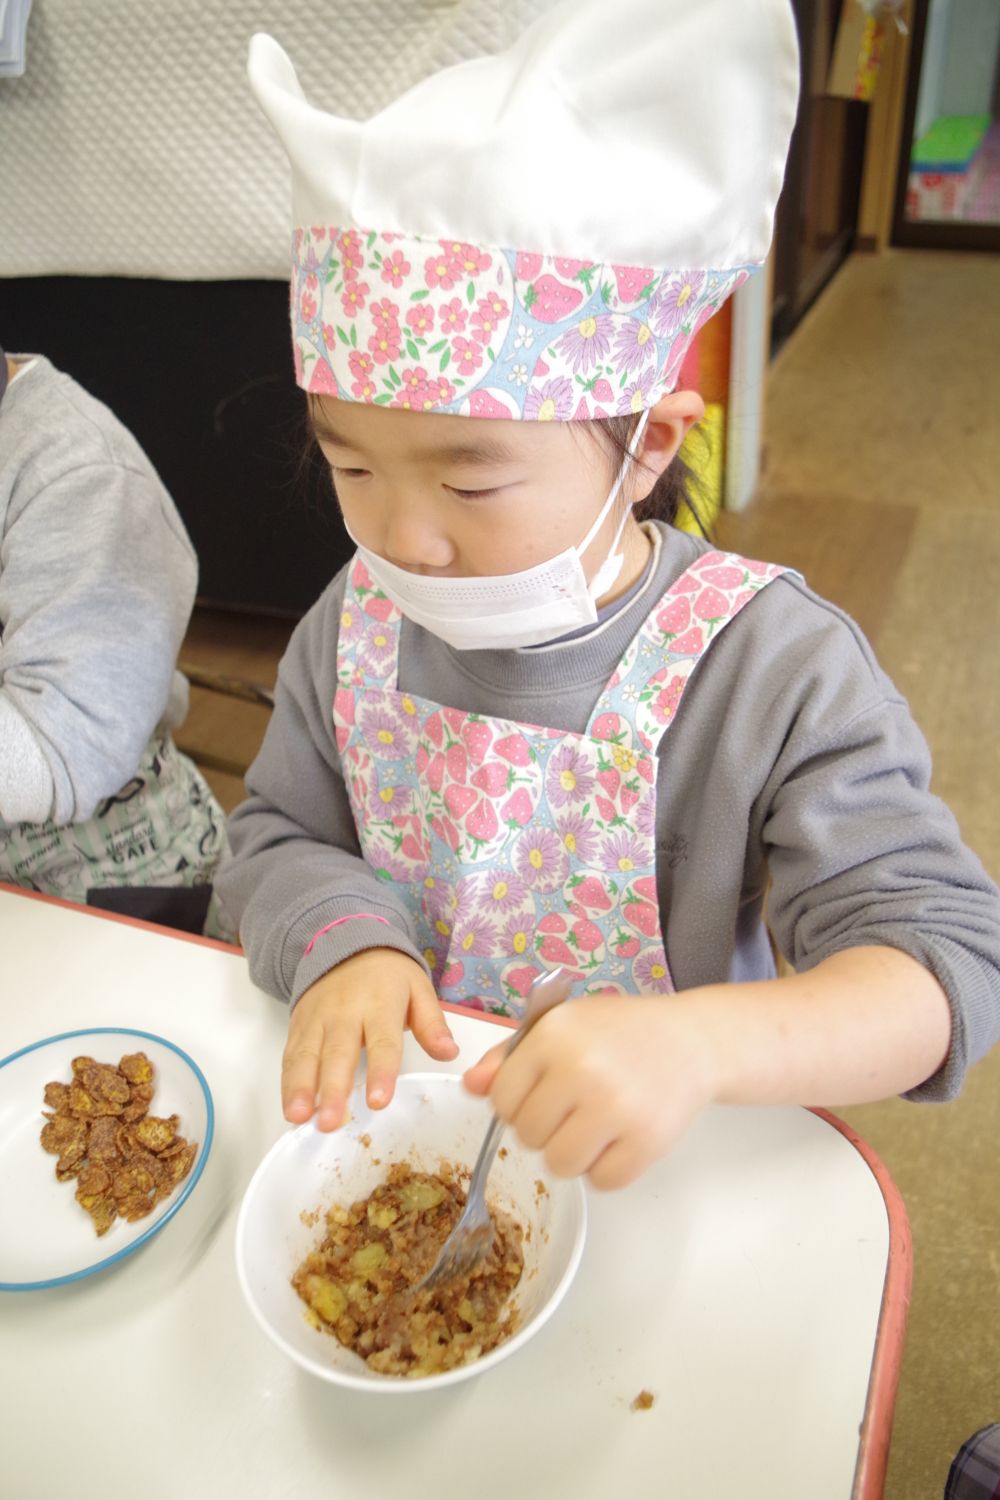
[291,226,755,420]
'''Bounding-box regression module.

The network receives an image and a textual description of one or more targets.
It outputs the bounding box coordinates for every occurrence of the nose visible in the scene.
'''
[379,494,455,573]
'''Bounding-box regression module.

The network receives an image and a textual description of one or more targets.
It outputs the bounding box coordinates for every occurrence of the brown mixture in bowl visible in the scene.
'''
[292,1162,524,1377]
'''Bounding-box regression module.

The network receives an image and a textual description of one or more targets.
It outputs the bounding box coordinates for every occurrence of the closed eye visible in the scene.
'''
[447,486,502,500]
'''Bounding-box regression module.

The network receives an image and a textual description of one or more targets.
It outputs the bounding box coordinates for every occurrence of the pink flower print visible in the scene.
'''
[618,370,658,416]
[368,326,402,366]
[441,240,492,278]
[439,298,468,334]
[371,298,400,331]
[338,230,364,282]
[299,287,318,323]
[513,828,569,892]
[341,280,370,318]
[649,270,707,337]
[471,294,509,345]
[322,323,337,350]
[555,314,614,374]
[400,365,429,393]
[632,947,672,992]
[380,250,411,287]
[649,675,685,725]
[451,335,483,376]
[405,303,436,337]
[425,252,458,290]
[599,830,646,874]
[502,913,535,962]
[352,374,378,401]
[554,810,601,864]
[390,382,432,411]
[545,743,595,809]
[424,376,457,408]
[523,378,574,423]
[358,700,414,761]
[613,319,656,374]
[348,350,374,383]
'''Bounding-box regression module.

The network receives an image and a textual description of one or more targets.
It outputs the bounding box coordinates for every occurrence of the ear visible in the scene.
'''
[630,390,705,502]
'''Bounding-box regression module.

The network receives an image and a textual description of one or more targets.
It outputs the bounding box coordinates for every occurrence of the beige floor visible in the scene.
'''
[717,249,1000,1499]
[182,248,1000,1499]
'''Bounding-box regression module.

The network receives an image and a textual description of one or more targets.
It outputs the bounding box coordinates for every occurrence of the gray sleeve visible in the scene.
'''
[0,463,197,824]
[216,579,427,1006]
[754,601,1000,1104]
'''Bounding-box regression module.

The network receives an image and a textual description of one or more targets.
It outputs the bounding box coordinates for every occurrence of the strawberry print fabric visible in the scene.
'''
[293,225,751,420]
[333,551,785,1016]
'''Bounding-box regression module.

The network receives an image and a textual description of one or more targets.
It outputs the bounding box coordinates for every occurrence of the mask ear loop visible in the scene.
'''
[584,408,651,598]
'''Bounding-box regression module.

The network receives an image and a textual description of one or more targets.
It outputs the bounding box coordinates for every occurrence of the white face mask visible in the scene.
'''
[346,411,650,651]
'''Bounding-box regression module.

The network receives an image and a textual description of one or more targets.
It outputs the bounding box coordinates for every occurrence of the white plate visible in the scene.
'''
[0,1027,213,1290]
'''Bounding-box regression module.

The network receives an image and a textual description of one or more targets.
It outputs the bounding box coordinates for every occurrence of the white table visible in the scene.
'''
[0,886,909,1500]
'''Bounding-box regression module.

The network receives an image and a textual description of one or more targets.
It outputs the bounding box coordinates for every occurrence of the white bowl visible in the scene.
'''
[235,1072,587,1392]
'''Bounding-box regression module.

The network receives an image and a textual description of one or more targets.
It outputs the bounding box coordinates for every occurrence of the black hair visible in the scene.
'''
[299,393,712,539]
[584,412,711,538]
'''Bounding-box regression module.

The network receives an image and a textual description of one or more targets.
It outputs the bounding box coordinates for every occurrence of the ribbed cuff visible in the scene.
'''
[284,899,430,1010]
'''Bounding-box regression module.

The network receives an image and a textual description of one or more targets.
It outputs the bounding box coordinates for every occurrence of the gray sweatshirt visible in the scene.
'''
[0,356,197,825]
[218,521,1000,1103]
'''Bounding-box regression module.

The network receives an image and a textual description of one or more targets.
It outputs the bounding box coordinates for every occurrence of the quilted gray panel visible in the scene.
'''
[0,0,558,278]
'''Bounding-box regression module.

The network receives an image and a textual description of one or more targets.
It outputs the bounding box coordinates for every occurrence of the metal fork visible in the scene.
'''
[412,967,574,1294]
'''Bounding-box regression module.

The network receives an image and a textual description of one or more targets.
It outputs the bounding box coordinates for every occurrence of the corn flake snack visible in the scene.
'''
[293,1162,524,1377]
[39,1052,198,1235]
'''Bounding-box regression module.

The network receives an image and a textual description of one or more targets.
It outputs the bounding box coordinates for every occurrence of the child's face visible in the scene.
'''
[310,393,700,593]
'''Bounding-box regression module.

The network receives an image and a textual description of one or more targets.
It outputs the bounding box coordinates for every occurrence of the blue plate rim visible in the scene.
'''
[0,1026,214,1292]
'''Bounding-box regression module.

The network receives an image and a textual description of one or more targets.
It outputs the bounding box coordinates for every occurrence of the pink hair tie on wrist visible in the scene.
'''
[304,912,392,956]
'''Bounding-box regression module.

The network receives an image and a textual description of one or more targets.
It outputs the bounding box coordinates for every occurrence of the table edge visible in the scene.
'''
[2,888,911,1495]
[811,1107,912,1500]
[0,881,241,955]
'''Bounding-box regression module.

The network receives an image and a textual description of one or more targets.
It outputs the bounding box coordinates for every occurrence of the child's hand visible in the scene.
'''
[282,948,459,1131]
[463,995,717,1190]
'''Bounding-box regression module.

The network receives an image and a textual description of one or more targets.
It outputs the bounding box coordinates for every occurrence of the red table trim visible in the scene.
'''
[811,1107,912,1500]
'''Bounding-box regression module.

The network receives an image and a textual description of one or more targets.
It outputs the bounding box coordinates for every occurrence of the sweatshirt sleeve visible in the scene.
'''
[215,577,428,1006]
[755,599,1000,1104]
[0,461,197,825]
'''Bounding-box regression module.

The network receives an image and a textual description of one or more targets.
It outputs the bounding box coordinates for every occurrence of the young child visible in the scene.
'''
[219,0,1000,1189]
[0,349,230,936]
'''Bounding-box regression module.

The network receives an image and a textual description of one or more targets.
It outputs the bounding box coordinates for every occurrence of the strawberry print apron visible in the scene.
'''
[333,549,786,1016]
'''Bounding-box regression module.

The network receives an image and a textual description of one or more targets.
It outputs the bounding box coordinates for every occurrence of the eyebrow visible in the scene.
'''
[310,412,524,468]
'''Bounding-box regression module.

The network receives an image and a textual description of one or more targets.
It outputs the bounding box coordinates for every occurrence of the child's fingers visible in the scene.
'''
[281,1024,325,1123]
[408,977,460,1061]
[462,1040,507,1096]
[315,1029,364,1132]
[363,1012,405,1110]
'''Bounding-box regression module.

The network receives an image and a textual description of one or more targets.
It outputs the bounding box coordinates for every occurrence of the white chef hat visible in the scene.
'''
[248,0,799,421]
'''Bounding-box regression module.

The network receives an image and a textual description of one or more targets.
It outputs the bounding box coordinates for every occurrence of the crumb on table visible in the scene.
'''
[631,1390,655,1412]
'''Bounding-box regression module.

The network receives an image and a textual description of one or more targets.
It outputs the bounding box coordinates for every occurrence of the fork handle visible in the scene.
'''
[467,969,572,1197]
